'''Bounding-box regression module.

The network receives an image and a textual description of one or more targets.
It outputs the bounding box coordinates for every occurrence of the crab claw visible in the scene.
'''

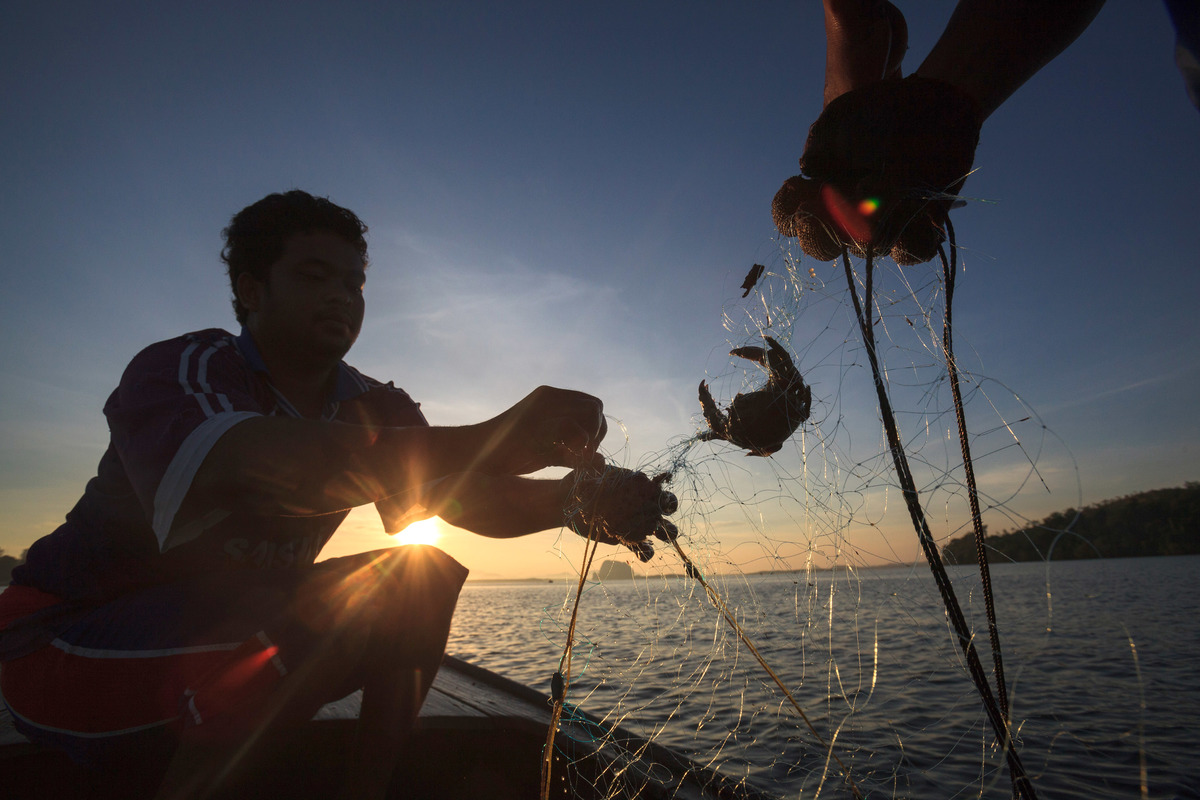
[728,345,768,366]
[697,380,724,442]
[628,539,655,563]
[762,336,796,375]
[730,337,797,383]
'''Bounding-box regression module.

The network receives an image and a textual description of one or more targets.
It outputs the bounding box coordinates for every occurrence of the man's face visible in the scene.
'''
[240,231,366,361]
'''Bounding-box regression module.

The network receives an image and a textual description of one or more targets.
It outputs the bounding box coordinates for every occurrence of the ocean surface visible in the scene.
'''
[447,554,1200,799]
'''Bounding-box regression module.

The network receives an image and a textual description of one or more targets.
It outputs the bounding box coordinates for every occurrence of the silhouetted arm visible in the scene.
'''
[415,467,679,559]
[179,386,606,523]
[915,0,1107,119]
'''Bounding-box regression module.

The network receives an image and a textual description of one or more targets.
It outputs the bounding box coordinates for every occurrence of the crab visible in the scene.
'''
[698,335,811,457]
[566,467,678,562]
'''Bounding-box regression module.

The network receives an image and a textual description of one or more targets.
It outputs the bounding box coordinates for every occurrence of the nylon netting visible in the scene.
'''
[444,237,1154,800]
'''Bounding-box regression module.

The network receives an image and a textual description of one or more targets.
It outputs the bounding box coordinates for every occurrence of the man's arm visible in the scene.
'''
[412,467,679,554]
[182,417,677,558]
[177,385,607,524]
[915,0,1107,120]
[820,0,1107,120]
[180,417,468,520]
[411,472,570,539]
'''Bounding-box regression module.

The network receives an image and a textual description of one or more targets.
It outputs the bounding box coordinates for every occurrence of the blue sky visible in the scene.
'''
[2,1,1197,578]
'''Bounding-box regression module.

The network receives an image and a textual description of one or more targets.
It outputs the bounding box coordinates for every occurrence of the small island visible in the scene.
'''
[596,560,634,581]
[942,482,1200,564]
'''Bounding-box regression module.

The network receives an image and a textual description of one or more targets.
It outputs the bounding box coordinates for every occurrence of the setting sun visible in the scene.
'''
[393,517,443,547]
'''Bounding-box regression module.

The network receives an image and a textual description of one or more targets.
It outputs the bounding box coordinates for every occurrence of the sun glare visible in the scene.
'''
[393,517,443,547]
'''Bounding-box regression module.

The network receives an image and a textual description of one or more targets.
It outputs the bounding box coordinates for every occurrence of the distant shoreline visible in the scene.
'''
[460,552,1200,585]
[3,552,1197,593]
[941,482,1199,564]
[5,483,1195,587]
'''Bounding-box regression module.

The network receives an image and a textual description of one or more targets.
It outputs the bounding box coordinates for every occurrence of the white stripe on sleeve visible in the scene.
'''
[152,411,260,551]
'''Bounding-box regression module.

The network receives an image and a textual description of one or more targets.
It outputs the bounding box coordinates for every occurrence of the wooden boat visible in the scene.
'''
[1,654,779,799]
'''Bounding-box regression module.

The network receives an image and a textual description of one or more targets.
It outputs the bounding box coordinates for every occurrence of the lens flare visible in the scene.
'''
[394,517,443,546]
[858,197,880,216]
[820,184,872,242]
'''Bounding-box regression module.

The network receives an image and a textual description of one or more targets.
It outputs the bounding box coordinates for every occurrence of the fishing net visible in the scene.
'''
[446,237,1179,799]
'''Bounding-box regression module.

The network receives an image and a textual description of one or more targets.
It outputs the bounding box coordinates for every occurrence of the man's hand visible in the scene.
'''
[563,468,679,562]
[774,0,977,265]
[476,386,607,476]
[774,74,982,265]
[776,0,1105,266]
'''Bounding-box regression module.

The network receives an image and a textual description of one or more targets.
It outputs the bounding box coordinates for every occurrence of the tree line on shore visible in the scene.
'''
[942,482,1200,564]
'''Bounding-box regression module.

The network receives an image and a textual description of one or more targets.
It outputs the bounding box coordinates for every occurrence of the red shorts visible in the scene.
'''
[0,546,467,766]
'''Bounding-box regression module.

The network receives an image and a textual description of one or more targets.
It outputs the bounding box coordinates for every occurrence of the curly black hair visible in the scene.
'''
[221,190,369,325]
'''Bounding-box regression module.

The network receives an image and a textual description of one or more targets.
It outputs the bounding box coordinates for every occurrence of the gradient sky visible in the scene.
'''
[2,1,1197,580]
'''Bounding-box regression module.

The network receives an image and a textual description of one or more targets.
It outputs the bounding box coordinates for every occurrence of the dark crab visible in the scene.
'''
[698,335,811,457]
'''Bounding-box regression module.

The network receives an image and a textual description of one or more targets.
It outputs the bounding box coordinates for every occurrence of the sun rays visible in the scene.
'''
[392,517,444,547]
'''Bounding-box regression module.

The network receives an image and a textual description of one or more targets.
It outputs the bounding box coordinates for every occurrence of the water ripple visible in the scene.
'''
[448,556,1200,799]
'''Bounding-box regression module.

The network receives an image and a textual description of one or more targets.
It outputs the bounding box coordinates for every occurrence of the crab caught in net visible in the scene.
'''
[563,467,678,562]
[698,334,812,457]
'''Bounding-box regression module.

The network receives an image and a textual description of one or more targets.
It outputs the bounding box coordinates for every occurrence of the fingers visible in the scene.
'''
[773,176,844,262]
[536,388,607,469]
[544,387,604,442]
[573,450,606,474]
[550,417,607,470]
[496,387,606,474]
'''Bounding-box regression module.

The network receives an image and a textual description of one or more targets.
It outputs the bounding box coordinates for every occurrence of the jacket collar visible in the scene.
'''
[234,327,368,418]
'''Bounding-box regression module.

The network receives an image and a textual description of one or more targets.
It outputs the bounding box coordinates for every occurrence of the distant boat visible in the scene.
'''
[1,654,778,799]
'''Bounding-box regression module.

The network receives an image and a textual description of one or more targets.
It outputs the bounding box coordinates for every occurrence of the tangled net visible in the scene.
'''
[443,226,1168,799]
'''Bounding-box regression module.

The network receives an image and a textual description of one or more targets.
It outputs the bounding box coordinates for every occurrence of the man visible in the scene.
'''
[0,190,677,798]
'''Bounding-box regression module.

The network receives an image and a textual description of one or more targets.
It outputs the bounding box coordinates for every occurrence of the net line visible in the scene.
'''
[457,228,1089,799]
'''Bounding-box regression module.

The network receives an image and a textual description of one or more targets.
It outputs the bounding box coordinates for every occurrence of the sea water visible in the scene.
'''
[447,555,1200,799]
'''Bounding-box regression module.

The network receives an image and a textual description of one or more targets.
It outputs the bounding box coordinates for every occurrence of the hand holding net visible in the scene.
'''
[563,467,678,562]
[773,74,982,265]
